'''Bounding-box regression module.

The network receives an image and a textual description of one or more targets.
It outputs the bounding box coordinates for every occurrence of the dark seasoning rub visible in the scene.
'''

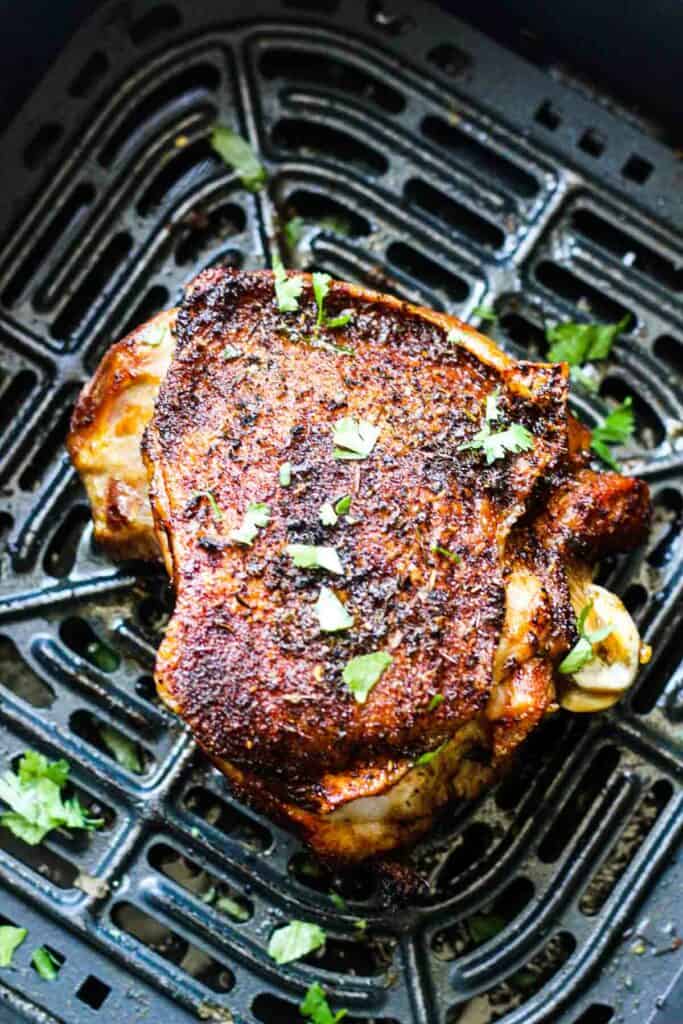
[139,268,648,808]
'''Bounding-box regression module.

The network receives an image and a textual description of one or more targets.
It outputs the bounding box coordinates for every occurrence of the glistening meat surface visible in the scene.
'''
[69,269,651,863]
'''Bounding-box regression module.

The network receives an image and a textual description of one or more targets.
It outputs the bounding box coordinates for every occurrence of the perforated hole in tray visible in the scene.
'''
[448,932,577,1023]
[0,3,681,1024]
[111,901,235,992]
[272,116,389,176]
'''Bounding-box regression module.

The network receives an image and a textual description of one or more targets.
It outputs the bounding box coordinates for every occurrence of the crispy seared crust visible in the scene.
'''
[67,268,651,863]
[143,270,649,806]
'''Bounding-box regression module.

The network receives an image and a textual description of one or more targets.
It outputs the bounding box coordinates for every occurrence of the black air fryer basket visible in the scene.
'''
[0,2,681,1023]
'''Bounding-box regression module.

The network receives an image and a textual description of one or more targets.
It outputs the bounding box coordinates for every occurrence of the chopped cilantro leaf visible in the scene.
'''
[287,544,344,575]
[312,272,353,333]
[342,651,392,703]
[427,694,444,711]
[472,305,497,323]
[319,215,352,236]
[19,751,69,787]
[279,462,292,487]
[209,125,266,192]
[314,587,354,632]
[546,314,630,366]
[85,639,120,673]
[569,365,599,392]
[329,891,346,911]
[214,894,250,922]
[485,387,502,423]
[0,926,27,967]
[0,751,102,846]
[321,494,354,525]
[32,947,60,980]
[268,920,326,965]
[559,636,594,674]
[100,726,143,774]
[325,313,353,329]
[431,544,462,565]
[334,495,352,516]
[416,741,447,766]
[312,272,330,328]
[459,422,534,465]
[319,502,338,526]
[284,215,305,249]
[229,502,270,546]
[192,490,222,524]
[590,398,634,471]
[458,387,533,464]
[333,417,380,460]
[559,601,613,675]
[300,982,348,1024]
[272,251,304,313]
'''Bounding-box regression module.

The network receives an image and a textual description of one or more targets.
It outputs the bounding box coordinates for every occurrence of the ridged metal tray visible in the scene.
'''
[0,2,681,1022]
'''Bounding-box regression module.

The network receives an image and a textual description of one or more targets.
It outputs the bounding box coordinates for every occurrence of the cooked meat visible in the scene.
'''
[68,269,651,864]
[68,309,176,560]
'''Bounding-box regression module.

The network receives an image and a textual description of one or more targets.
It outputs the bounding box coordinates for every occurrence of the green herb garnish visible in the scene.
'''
[0,751,103,846]
[546,314,630,367]
[209,125,266,192]
[431,544,462,565]
[100,726,143,774]
[287,544,343,576]
[590,397,635,471]
[342,651,392,704]
[268,921,326,965]
[472,305,498,323]
[272,251,304,313]
[85,639,120,673]
[332,417,380,461]
[0,926,27,967]
[229,502,270,546]
[458,387,534,465]
[416,741,447,766]
[284,215,305,249]
[313,587,354,633]
[319,502,338,526]
[279,462,292,487]
[335,495,352,515]
[312,273,353,332]
[193,489,223,524]
[222,345,243,361]
[32,947,60,980]
[558,602,613,675]
[300,982,348,1024]
[427,694,444,711]
[319,215,352,237]
[568,366,599,392]
[320,494,353,523]
[286,216,306,250]
[329,891,346,911]
[214,894,250,922]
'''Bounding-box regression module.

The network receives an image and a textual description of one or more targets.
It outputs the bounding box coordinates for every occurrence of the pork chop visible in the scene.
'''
[68,269,650,863]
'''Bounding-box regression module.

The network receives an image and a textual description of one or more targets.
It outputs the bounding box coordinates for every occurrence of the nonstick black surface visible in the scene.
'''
[0,3,681,1023]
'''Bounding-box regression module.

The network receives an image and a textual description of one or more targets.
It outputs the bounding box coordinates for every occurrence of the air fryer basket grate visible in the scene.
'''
[0,2,681,1022]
